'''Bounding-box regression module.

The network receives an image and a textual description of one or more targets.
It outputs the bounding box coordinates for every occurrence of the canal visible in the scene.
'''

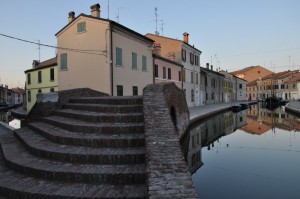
[182,103,300,199]
[0,109,21,129]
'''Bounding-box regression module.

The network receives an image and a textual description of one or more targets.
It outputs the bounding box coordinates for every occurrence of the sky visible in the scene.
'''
[0,0,299,88]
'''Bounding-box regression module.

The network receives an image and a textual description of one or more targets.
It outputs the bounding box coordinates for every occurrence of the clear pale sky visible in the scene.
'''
[0,0,299,88]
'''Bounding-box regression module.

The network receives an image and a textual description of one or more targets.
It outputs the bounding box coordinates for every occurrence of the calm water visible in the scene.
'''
[0,110,21,129]
[182,103,300,199]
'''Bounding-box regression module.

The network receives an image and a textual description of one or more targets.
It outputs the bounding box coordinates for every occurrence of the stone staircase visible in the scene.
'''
[0,96,147,198]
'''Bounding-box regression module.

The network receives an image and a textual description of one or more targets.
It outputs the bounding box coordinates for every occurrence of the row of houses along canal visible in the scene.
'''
[1,100,299,198]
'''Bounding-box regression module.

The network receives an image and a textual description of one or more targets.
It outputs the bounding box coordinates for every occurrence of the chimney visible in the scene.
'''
[206,63,209,69]
[32,60,39,68]
[153,43,161,56]
[211,65,213,71]
[90,4,100,18]
[183,32,189,43]
[168,52,176,61]
[68,11,75,23]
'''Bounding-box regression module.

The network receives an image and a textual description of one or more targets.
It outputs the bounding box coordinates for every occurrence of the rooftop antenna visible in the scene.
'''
[160,20,164,36]
[155,7,159,35]
[108,0,110,19]
[116,8,120,23]
[37,40,41,62]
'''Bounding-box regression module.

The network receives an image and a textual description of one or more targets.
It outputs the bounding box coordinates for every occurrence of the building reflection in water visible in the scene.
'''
[182,103,300,174]
[0,110,21,128]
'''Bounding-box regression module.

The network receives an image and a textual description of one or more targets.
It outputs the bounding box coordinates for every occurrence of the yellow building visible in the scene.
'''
[24,57,58,112]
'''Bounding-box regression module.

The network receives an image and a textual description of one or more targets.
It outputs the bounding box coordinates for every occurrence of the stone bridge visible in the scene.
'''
[0,83,197,198]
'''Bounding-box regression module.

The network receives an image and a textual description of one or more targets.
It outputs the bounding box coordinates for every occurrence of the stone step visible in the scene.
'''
[0,153,147,199]
[0,133,146,185]
[63,103,144,113]
[54,109,144,123]
[69,96,143,105]
[14,128,145,165]
[42,115,144,134]
[28,122,145,148]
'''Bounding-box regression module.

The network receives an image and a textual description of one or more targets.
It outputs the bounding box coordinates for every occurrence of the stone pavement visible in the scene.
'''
[285,101,300,114]
[189,101,257,125]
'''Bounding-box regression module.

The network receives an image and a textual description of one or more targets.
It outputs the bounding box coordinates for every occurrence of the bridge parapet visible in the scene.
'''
[143,82,198,198]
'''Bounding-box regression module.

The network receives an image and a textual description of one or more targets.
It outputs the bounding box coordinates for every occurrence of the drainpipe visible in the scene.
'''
[110,24,113,96]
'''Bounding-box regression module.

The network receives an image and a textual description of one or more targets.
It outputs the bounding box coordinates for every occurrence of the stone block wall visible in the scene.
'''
[143,82,198,199]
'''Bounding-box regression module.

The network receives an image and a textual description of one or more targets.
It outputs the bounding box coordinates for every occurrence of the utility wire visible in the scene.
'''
[0,33,107,56]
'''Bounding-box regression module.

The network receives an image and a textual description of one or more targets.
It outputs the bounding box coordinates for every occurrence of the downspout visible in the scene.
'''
[110,24,113,96]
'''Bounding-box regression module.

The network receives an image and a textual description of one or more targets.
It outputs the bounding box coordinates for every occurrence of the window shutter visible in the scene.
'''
[132,52,137,69]
[142,55,147,71]
[60,53,67,70]
[116,47,122,66]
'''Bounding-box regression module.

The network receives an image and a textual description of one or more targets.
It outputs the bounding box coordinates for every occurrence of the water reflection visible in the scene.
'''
[182,110,247,173]
[0,110,21,129]
[182,103,300,199]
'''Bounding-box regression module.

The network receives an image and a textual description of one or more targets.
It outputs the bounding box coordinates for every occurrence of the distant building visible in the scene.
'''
[231,65,272,83]
[10,87,25,105]
[24,57,58,112]
[201,64,225,104]
[219,70,233,103]
[146,32,202,107]
[233,76,247,101]
[246,79,258,101]
[152,43,183,89]
[56,4,154,96]
[285,72,300,100]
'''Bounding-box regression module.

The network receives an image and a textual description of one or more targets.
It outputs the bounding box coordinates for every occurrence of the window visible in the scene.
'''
[27,73,31,85]
[132,52,137,69]
[77,22,86,33]
[163,67,166,79]
[50,68,55,81]
[179,71,182,81]
[182,70,186,82]
[195,55,199,66]
[50,88,55,92]
[27,91,31,102]
[190,52,194,65]
[191,89,194,102]
[281,84,284,89]
[117,85,123,96]
[168,68,171,79]
[60,53,67,70]
[133,86,138,96]
[196,73,198,84]
[181,48,186,61]
[154,64,158,78]
[38,89,42,94]
[239,84,242,89]
[191,72,194,83]
[293,84,296,89]
[142,55,147,71]
[38,71,42,83]
[116,47,122,66]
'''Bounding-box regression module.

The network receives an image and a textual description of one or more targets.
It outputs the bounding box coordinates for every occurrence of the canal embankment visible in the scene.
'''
[189,101,257,126]
[285,101,300,115]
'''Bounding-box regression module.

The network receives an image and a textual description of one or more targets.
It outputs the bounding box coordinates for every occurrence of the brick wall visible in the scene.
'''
[143,82,198,198]
[26,88,109,122]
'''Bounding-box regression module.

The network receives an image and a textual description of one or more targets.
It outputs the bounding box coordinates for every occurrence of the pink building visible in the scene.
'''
[153,43,183,89]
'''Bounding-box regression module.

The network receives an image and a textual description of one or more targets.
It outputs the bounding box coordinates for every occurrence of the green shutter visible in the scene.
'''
[116,47,122,66]
[60,53,67,70]
[142,55,147,71]
[77,22,86,32]
[132,52,137,69]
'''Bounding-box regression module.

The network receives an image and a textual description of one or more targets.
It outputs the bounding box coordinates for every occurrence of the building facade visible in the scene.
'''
[146,33,202,107]
[25,57,58,112]
[56,4,154,96]
[153,43,183,89]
